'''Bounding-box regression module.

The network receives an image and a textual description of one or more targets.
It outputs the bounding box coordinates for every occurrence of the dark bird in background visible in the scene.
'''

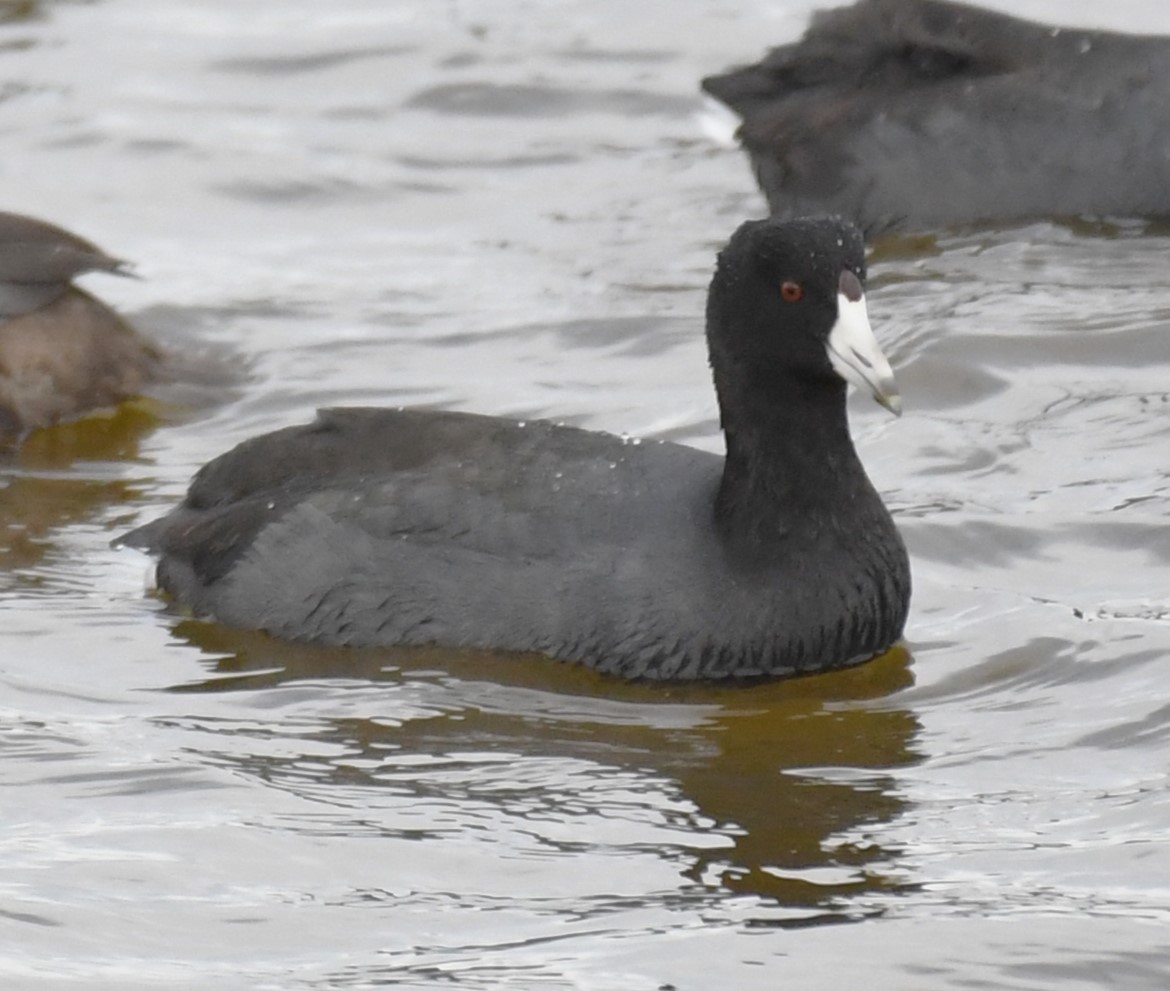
[703,0,1170,234]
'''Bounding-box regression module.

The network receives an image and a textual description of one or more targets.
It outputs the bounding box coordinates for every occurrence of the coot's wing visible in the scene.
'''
[125,406,720,594]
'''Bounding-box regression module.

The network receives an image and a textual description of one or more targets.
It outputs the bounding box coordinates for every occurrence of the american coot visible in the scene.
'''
[0,211,159,443]
[703,0,1170,234]
[124,216,910,682]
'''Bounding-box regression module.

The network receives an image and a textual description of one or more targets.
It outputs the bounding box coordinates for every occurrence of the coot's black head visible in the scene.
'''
[706,215,899,421]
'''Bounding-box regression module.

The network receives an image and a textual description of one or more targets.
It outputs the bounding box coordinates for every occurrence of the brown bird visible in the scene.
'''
[0,210,160,445]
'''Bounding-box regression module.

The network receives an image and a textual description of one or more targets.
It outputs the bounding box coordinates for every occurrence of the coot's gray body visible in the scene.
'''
[126,217,911,681]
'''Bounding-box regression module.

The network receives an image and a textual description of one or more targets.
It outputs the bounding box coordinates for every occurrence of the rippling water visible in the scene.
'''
[3,1,1170,988]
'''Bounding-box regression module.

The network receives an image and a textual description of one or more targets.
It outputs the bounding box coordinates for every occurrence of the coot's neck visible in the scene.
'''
[713,371,871,550]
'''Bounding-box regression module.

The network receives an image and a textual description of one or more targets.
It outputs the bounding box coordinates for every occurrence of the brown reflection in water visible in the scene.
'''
[1,0,113,27]
[12,401,161,466]
[169,620,921,920]
[0,2,39,27]
[0,402,161,572]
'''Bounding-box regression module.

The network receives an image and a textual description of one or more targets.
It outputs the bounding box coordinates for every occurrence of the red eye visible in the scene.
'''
[780,280,803,302]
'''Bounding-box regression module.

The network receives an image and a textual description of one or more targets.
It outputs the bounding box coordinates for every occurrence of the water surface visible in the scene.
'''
[2,1,1170,988]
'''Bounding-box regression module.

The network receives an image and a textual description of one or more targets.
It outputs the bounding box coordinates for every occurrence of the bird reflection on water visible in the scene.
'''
[0,404,161,574]
[165,620,921,925]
